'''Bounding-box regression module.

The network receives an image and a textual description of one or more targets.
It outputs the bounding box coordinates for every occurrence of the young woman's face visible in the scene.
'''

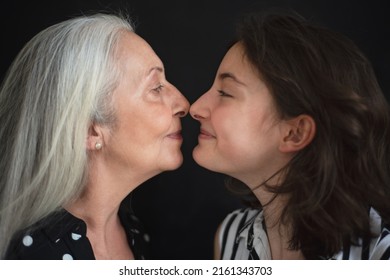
[190,43,288,187]
[103,31,189,179]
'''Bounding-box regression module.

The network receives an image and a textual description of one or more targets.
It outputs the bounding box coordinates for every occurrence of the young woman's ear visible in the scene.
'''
[279,114,316,153]
[86,123,105,151]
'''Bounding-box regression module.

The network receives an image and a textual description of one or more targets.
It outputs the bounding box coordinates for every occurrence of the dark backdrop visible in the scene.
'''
[1,0,388,259]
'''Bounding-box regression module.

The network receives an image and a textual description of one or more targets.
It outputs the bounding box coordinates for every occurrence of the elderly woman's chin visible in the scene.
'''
[153,135,185,171]
[160,149,184,171]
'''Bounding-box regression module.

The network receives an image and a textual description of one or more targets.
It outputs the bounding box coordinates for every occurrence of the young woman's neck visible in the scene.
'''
[253,188,305,260]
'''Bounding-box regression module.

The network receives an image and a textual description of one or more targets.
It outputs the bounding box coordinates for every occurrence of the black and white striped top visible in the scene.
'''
[217,208,390,260]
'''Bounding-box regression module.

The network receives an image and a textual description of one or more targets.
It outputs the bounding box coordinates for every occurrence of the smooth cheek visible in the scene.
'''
[217,118,255,164]
[193,109,239,171]
[194,107,270,174]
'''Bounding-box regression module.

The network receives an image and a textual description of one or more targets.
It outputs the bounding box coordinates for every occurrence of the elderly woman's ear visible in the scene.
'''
[86,123,105,151]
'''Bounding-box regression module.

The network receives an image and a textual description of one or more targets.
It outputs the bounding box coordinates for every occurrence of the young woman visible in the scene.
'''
[0,13,189,259]
[190,12,390,259]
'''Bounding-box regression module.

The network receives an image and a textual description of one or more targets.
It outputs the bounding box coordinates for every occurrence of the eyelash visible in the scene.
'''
[218,90,232,97]
[152,84,164,93]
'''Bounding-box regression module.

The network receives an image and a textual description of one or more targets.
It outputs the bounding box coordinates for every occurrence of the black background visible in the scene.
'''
[1,0,388,259]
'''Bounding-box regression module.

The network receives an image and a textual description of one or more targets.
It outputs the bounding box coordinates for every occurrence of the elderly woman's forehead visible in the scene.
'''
[113,32,164,86]
[117,32,153,56]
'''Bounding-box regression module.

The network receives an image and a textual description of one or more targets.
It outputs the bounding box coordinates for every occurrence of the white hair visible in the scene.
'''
[0,13,134,258]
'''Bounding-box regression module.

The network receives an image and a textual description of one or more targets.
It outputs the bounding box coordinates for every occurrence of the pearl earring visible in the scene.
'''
[95,142,102,150]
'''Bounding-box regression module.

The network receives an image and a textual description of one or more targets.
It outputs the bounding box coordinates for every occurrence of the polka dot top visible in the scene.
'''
[5,204,149,260]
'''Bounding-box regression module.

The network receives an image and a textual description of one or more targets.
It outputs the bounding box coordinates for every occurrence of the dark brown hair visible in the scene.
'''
[229,11,390,259]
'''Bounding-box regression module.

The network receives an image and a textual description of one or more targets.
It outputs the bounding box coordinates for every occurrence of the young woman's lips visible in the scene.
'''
[199,129,215,139]
[167,130,183,140]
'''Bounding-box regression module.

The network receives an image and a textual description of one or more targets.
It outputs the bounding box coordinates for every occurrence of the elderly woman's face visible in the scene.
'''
[104,32,189,178]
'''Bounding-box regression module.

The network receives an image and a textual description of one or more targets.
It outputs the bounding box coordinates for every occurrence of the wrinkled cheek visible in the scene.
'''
[155,138,184,170]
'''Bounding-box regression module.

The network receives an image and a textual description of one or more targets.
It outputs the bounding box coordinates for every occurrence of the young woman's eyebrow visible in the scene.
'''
[218,72,246,86]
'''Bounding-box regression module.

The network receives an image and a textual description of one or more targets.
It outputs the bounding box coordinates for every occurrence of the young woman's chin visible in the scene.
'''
[192,147,226,174]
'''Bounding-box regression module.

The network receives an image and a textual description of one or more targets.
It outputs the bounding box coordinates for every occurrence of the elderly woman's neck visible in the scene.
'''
[65,190,120,231]
[64,174,135,260]
[64,158,141,230]
[64,189,134,260]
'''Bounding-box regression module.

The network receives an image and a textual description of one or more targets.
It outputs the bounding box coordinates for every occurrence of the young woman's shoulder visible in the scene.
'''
[332,208,390,260]
[220,208,261,230]
[367,209,390,260]
[215,207,263,259]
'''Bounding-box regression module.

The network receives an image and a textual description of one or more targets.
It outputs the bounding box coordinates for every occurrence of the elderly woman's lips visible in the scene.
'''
[167,130,183,140]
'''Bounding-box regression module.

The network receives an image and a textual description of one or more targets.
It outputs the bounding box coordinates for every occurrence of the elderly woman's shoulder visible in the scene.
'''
[5,210,93,260]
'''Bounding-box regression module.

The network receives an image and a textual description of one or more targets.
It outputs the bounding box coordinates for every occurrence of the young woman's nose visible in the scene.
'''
[190,91,211,121]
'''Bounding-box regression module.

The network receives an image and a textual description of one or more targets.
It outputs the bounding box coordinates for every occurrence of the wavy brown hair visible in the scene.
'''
[228,12,390,259]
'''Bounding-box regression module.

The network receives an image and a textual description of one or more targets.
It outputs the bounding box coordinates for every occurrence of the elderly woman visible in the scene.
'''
[0,13,189,259]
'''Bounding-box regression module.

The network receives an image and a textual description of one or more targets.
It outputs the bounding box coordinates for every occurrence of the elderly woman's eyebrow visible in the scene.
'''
[148,66,164,75]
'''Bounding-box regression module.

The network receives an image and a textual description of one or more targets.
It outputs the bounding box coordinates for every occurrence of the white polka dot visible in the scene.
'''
[22,235,33,247]
[71,233,82,241]
[62,254,73,260]
[143,234,150,242]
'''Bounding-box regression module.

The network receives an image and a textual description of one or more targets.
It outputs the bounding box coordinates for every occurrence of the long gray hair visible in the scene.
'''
[0,13,134,258]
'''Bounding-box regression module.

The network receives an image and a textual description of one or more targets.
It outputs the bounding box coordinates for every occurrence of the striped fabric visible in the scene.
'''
[217,208,390,260]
